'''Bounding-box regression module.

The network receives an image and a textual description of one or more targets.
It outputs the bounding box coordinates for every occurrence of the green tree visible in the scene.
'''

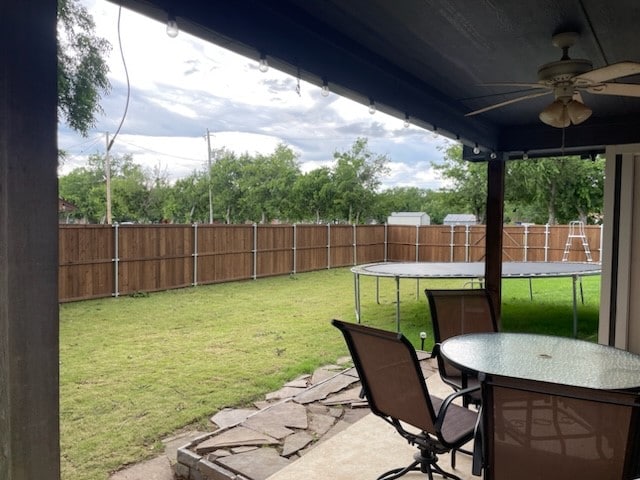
[374,187,431,222]
[506,156,604,224]
[57,0,111,135]
[238,145,301,223]
[331,138,389,223]
[209,150,250,224]
[432,144,487,222]
[291,167,336,223]
[58,154,152,223]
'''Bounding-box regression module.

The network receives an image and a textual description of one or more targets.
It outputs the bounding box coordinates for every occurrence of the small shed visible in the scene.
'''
[443,214,477,226]
[387,212,431,226]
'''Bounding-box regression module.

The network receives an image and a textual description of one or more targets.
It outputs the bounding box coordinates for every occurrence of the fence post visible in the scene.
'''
[192,223,198,286]
[353,224,357,265]
[327,223,331,269]
[465,225,470,262]
[523,224,528,262]
[415,225,420,262]
[544,224,550,262]
[384,223,388,262]
[449,225,455,262]
[253,224,258,280]
[113,224,119,297]
[599,224,603,263]
[292,224,297,274]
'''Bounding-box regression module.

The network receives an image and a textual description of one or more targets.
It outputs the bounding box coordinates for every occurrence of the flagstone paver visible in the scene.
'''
[163,355,437,480]
[281,431,314,457]
[215,447,291,480]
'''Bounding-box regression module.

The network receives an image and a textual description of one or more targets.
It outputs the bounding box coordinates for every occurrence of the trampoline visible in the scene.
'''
[351,261,602,337]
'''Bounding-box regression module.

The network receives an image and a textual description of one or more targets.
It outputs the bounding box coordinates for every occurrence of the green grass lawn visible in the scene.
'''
[59,267,600,479]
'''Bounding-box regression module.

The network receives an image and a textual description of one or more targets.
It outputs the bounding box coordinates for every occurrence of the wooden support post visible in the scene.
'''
[485,155,506,326]
[0,1,60,478]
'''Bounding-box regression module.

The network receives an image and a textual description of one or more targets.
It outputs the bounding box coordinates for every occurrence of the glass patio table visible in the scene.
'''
[440,332,640,390]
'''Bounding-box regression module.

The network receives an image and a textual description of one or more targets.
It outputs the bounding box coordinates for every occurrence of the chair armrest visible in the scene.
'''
[430,343,441,359]
[434,384,480,430]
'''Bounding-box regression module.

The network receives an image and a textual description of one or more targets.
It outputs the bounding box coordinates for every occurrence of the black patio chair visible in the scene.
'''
[332,319,479,480]
[425,289,497,406]
[476,373,640,479]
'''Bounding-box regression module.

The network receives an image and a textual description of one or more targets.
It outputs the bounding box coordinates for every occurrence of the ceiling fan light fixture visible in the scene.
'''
[566,99,592,124]
[539,100,570,128]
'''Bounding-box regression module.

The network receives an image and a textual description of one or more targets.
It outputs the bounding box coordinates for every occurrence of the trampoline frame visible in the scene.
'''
[351,261,602,337]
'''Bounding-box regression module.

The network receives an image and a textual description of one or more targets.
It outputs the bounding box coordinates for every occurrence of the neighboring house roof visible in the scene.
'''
[58,198,77,213]
[443,214,477,224]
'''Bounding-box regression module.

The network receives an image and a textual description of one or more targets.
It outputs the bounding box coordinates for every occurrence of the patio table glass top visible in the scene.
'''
[440,332,640,390]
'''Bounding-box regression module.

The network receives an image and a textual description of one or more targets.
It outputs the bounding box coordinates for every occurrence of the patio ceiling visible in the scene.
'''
[114,0,640,160]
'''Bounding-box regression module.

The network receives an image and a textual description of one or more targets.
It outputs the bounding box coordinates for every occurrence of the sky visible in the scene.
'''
[57,0,453,189]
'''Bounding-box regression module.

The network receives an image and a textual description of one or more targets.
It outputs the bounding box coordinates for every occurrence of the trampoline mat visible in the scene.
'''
[351,262,601,279]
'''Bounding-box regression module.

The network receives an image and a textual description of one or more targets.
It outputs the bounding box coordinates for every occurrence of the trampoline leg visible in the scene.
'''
[395,276,401,332]
[579,276,585,304]
[354,273,361,323]
[572,275,578,338]
[376,276,380,304]
[529,278,533,301]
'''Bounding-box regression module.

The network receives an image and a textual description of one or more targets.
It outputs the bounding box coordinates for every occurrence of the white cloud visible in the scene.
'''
[59,0,452,189]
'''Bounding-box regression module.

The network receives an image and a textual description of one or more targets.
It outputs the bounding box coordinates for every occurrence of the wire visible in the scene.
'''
[116,139,205,163]
[108,6,131,152]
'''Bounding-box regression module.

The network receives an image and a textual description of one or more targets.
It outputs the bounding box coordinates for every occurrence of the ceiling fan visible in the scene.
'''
[466,31,640,128]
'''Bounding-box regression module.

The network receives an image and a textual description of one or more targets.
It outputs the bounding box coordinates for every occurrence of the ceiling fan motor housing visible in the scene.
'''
[537,58,593,84]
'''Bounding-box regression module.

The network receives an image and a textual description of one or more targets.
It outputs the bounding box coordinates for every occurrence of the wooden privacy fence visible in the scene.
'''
[59,223,602,302]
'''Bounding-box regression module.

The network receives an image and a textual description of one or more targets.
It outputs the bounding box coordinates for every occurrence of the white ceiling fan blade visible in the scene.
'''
[575,61,640,83]
[465,91,551,116]
[586,82,640,97]
[480,82,548,89]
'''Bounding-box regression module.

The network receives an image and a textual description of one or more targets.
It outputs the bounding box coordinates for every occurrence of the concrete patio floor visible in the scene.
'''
[267,374,477,480]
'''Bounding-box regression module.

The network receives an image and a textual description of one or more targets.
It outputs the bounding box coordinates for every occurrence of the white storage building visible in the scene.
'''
[387,212,431,226]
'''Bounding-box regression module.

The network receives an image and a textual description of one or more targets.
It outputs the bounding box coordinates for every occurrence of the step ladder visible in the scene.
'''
[562,221,593,262]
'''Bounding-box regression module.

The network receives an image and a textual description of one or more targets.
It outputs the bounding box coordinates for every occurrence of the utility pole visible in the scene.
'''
[205,129,213,224]
[105,132,112,224]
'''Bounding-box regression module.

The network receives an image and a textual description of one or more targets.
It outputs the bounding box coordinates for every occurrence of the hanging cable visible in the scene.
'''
[108,6,131,152]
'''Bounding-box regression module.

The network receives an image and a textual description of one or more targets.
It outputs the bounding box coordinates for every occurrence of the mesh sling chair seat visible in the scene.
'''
[476,373,640,480]
[332,319,479,480]
[425,289,498,406]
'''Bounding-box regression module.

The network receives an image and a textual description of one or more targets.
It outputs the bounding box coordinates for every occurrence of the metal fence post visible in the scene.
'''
[544,224,550,262]
[293,224,297,274]
[353,224,357,265]
[192,223,198,286]
[415,225,420,262]
[384,223,388,262]
[523,224,529,262]
[113,223,119,297]
[253,224,257,280]
[449,225,455,262]
[465,225,470,262]
[327,223,331,269]
[599,224,603,263]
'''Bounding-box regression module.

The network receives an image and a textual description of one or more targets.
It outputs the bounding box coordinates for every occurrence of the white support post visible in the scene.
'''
[415,225,420,262]
[523,224,529,262]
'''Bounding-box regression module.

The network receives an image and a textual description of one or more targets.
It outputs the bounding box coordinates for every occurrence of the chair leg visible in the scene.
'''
[377,449,463,480]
